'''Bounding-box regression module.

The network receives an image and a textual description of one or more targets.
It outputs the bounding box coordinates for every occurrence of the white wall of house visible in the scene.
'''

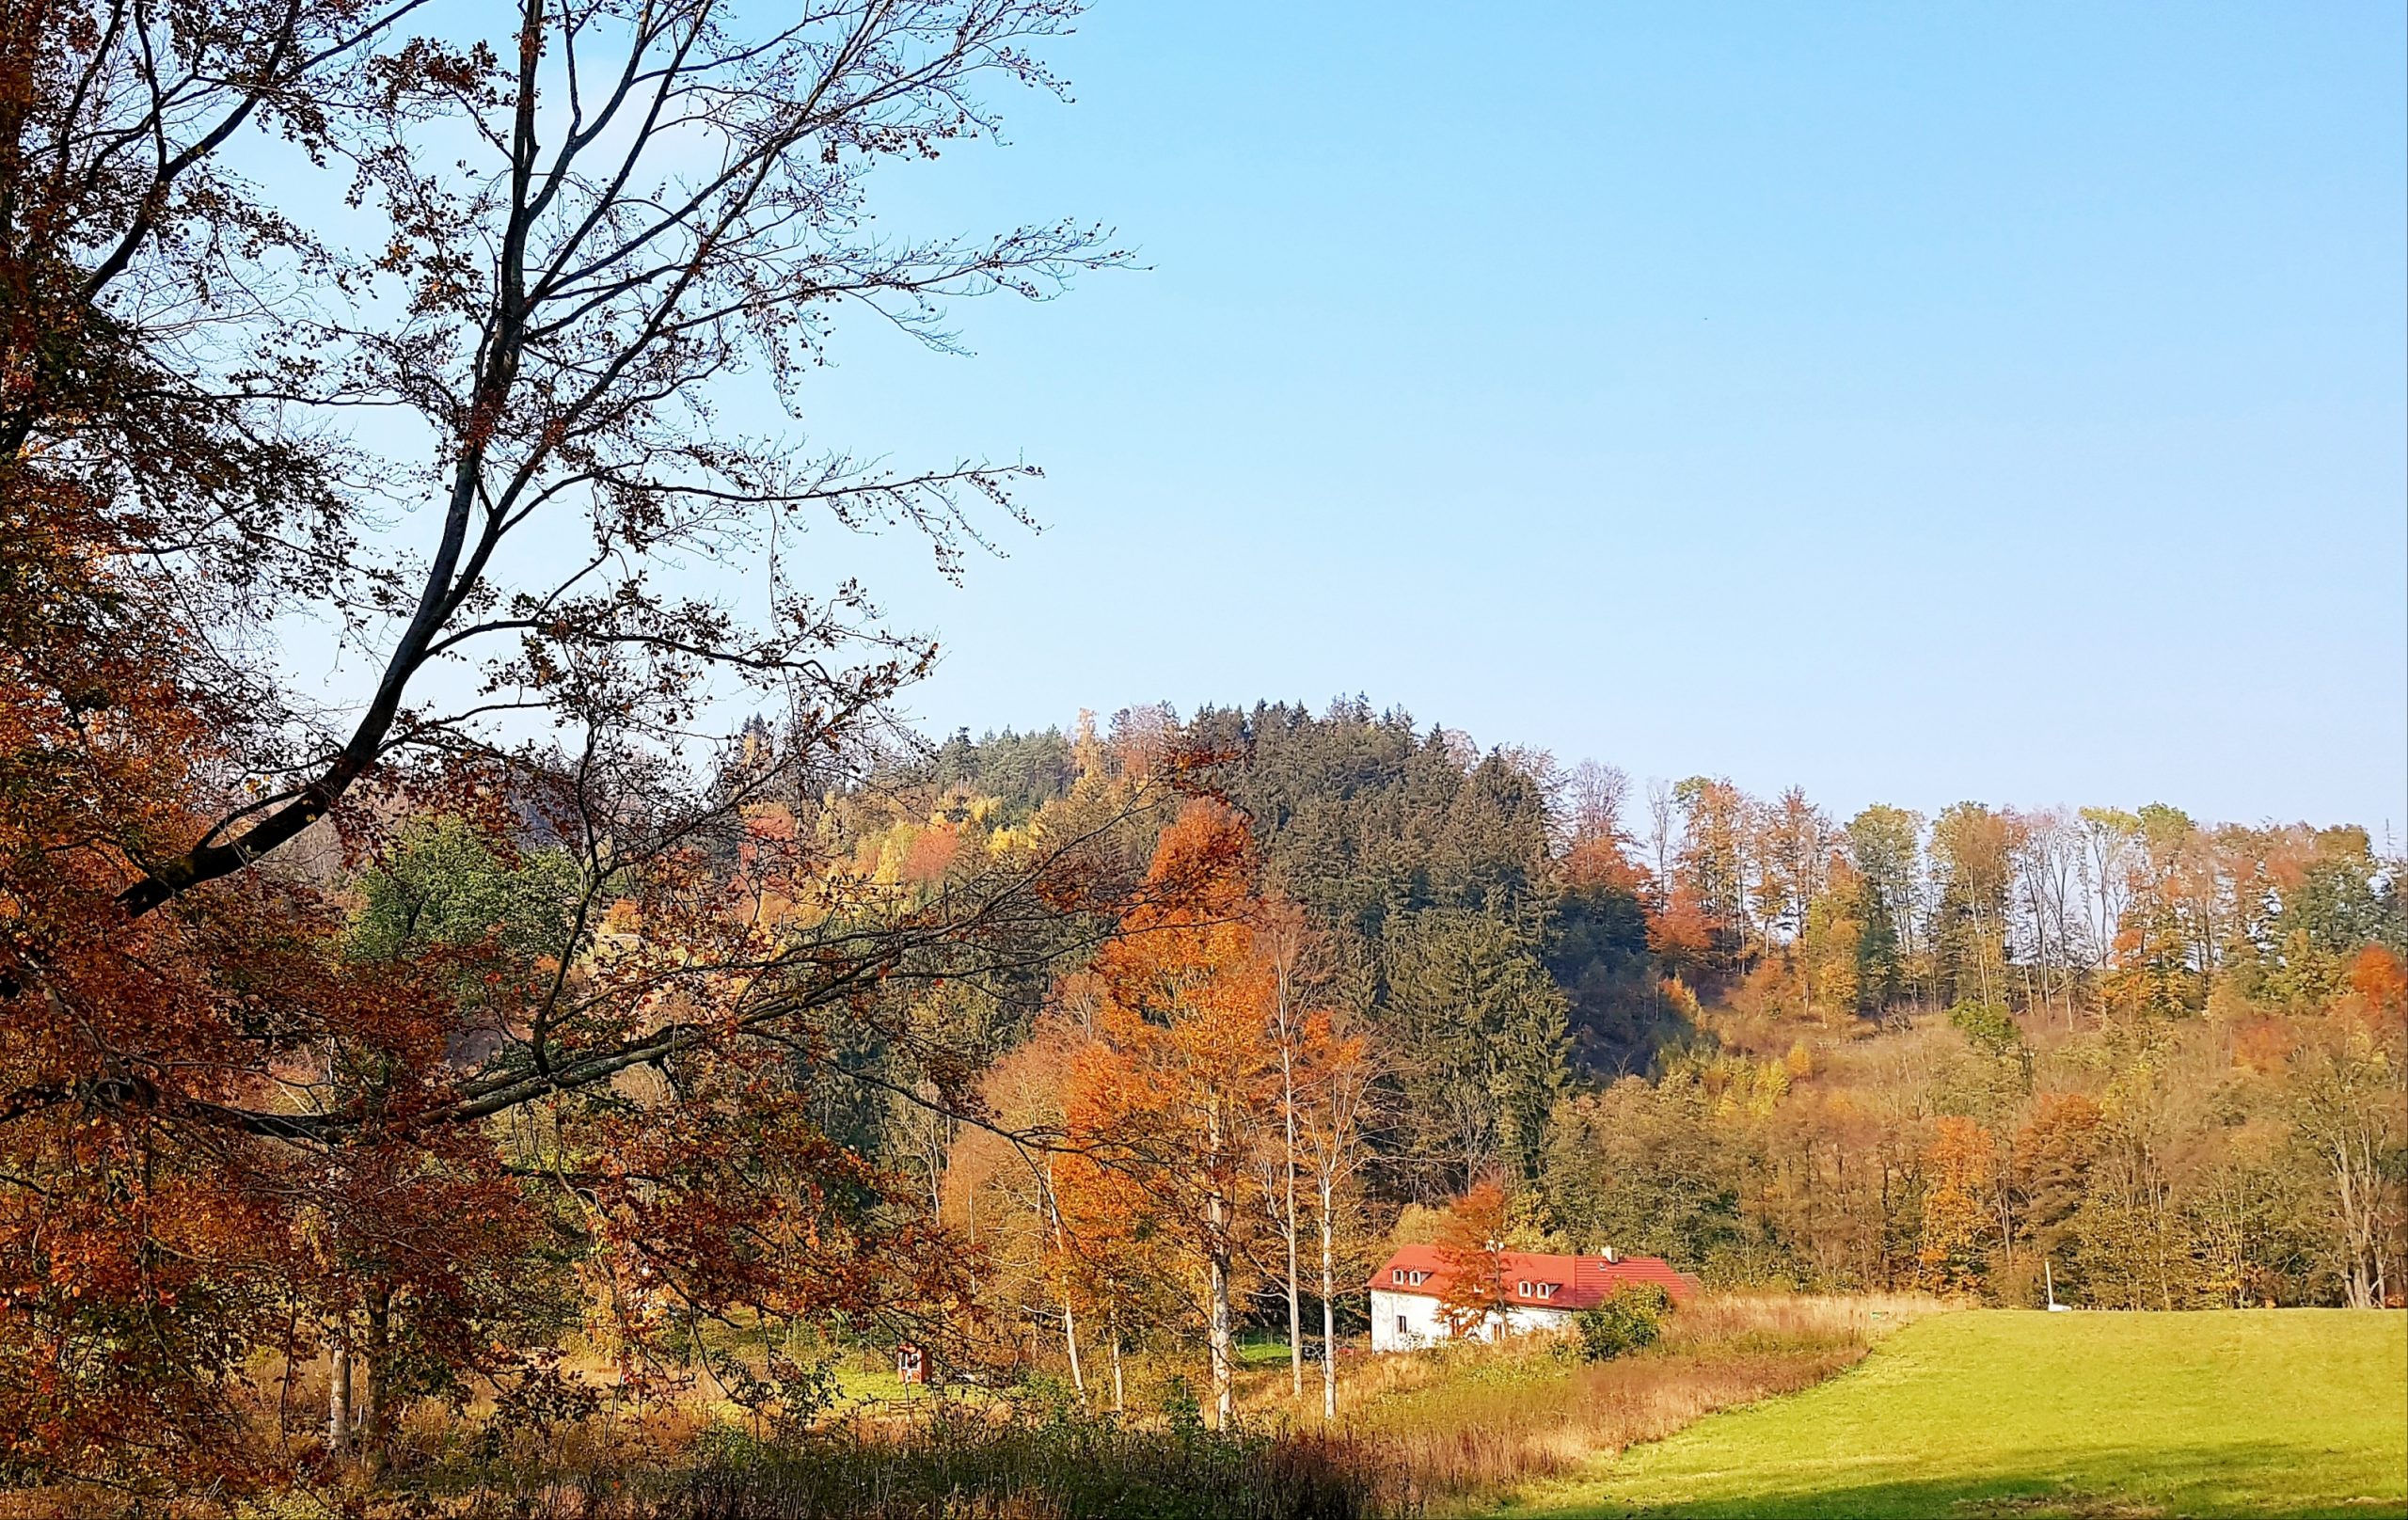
[1370,1288,1446,1351]
[1508,1304,1575,1338]
[1369,1289,1576,1352]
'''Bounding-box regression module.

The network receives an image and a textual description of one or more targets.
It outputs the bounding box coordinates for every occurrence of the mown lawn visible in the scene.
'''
[1494,1309,2407,1520]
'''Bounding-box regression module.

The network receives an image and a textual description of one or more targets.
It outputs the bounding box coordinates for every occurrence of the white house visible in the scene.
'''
[1364,1243,1700,1353]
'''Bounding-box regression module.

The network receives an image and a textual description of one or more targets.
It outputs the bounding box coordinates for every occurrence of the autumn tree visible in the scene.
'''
[1672,777,1754,968]
[1929,803,2023,1013]
[2009,1093,2103,1299]
[1798,858,1866,1025]
[1296,1005,1377,1419]
[2290,969,2406,1309]
[1752,785,1835,963]
[1060,802,1279,1429]
[1565,760,1635,856]
[1433,1178,1512,1338]
[1050,1137,1184,1414]
[1917,1116,1996,1294]
[1548,764,1665,1069]
[1259,900,1316,1401]
[1,0,1133,1484]
[2010,808,2093,1024]
[944,1016,1099,1381]
[1845,804,1924,1008]
[2102,804,2216,1018]
[1645,879,1720,984]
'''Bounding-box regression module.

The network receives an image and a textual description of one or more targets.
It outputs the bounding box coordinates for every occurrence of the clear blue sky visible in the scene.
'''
[769,5,2406,831]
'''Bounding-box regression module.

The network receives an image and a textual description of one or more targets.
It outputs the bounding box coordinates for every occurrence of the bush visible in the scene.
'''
[1947,999,2020,1054]
[1576,1285,1671,1362]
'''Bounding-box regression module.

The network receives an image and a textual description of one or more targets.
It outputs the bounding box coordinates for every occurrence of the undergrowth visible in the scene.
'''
[0,1295,1932,1519]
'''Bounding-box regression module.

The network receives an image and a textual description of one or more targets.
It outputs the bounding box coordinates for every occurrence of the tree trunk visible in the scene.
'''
[1046,1159,1085,1401]
[2335,1132,2377,1309]
[359,1284,390,1471]
[1205,1095,1235,1429]
[1319,1171,1339,1422]
[1207,1238,1234,1429]
[1280,1025,1304,1401]
[325,1334,352,1457]
[1108,1307,1126,1416]
[1064,1299,1086,1399]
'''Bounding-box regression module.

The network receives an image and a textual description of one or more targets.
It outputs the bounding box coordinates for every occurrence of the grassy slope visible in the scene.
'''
[1497,1309,2407,1520]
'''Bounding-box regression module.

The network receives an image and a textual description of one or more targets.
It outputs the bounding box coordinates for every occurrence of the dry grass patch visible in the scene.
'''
[0,1298,1941,1519]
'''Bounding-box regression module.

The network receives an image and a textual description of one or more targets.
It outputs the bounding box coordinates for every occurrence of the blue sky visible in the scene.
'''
[658,6,2408,831]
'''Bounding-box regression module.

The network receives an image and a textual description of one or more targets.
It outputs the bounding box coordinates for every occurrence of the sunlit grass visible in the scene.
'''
[1497,1309,2408,1519]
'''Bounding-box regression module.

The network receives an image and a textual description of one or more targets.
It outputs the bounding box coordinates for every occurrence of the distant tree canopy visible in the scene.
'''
[923,705,2406,1321]
[927,703,1585,1195]
[931,727,1082,824]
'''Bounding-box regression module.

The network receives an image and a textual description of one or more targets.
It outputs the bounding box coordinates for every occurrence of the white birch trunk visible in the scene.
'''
[1108,1307,1126,1415]
[1278,990,1304,1401]
[1208,1246,1234,1429]
[325,1337,352,1456]
[1319,1170,1339,1421]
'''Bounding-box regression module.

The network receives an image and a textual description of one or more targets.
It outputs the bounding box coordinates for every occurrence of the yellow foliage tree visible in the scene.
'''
[1918,1116,1996,1293]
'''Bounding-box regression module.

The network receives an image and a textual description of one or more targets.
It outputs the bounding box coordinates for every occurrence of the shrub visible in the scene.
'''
[1575,1286,1671,1362]
[1158,1373,1205,1435]
[1947,999,2020,1054]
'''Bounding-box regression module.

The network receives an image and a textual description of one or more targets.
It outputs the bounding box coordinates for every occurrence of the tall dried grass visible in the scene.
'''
[1,1297,1937,1519]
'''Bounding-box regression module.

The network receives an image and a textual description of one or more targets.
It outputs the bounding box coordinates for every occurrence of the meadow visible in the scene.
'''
[1495,1309,2408,1520]
[1324,1293,1932,1512]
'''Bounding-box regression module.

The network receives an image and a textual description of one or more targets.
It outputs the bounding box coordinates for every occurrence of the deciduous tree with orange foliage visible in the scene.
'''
[2294,942,2406,1308]
[1434,1179,1513,1338]
[1918,1116,1998,1294]
[0,0,1132,1488]
[1057,802,1280,1429]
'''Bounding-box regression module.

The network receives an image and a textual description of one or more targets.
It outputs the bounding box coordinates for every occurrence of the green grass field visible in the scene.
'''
[1496,1309,2407,1520]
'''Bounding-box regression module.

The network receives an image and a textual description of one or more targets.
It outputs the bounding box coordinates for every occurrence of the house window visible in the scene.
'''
[1537,1283,1557,1299]
[1391,1269,1404,1285]
[1517,1280,1532,1296]
[1396,1314,1408,1336]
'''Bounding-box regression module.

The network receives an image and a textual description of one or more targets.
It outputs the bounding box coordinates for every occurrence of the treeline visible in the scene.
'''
[912,701,2405,1328]
[8,657,2397,1482]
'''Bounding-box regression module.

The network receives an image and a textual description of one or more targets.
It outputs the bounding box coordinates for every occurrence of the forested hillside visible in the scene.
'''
[912,700,2405,1342]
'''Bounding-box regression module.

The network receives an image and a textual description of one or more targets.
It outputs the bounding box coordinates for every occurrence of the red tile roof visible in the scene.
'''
[1366,1243,1699,1309]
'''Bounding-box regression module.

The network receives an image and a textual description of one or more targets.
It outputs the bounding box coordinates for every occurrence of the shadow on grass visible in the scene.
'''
[1513,1440,2405,1520]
